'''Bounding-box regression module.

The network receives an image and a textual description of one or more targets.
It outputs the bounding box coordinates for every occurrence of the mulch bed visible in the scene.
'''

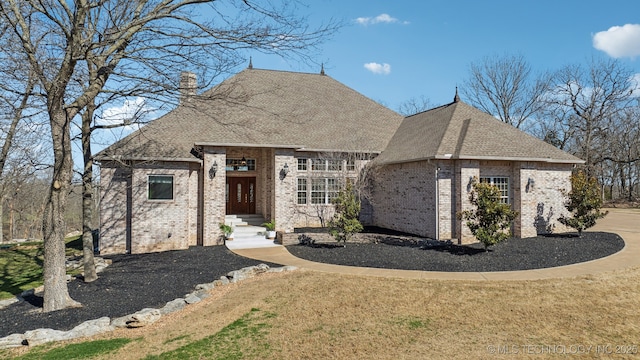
[0,231,625,339]
[286,231,624,273]
[0,246,282,338]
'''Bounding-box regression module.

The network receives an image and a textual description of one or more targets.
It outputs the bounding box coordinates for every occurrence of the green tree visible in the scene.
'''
[558,170,608,236]
[329,180,363,246]
[458,179,518,250]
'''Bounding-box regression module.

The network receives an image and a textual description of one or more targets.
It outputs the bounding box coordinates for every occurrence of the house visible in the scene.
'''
[97,67,583,254]
[370,91,583,243]
[96,67,403,254]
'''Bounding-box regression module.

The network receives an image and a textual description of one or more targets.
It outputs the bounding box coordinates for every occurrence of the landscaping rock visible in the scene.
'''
[24,328,72,346]
[195,282,215,290]
[217,276,230,285]
[110,315,130,329]
[0,298,19,310]
[0,333,26,349]
[185,289,209,304]
[68,317,113,339]
[160,298,186,315]
[268,265,298,273]
[125,308,161,328]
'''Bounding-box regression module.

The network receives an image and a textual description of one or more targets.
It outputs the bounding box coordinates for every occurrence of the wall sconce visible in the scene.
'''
[526,177,535,192]
[279,163,289,180]
[209,161,218,179]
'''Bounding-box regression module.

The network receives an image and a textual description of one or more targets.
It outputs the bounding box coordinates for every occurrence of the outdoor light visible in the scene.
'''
[279,163,289,180]
[240,156,247,166]
[527,177,535,192]
[209,161,218,179]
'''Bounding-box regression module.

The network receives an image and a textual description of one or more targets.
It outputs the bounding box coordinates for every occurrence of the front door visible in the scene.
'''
[226,177,256,214]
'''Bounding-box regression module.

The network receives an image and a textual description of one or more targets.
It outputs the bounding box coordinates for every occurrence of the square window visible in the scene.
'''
[480,177,509,204]
[346,158,356,171]
[298,158,307,171]
[327,159,343,171]
[149,175,173,200]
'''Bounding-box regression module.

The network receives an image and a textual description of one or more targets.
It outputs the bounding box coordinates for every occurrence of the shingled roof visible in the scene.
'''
[97,68,403,161]
[375,97,584,165]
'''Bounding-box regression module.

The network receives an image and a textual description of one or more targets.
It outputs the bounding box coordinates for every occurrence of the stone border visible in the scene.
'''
[0,264,297,349]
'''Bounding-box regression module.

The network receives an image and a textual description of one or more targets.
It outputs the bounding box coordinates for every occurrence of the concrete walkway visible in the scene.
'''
[229,208,640,280]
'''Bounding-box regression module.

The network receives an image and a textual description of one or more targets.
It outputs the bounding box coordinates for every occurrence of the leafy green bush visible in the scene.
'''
[329,180,363,245]
[458,178,518,249]
[558,170,608,236]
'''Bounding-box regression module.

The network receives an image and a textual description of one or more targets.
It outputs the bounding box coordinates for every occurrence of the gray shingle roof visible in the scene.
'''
[97,68,404,161]
[375,99,584,165]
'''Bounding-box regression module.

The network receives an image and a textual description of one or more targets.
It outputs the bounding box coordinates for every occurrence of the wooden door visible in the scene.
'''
[226,177,256,214]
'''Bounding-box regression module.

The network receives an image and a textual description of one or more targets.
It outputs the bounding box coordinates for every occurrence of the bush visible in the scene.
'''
[458,178,518,250]
[329,180,363,245]
[558,170,608,236]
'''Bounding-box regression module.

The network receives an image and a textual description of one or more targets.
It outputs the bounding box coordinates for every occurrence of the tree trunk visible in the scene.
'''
[42,108,81,312]
[81,107,97,282]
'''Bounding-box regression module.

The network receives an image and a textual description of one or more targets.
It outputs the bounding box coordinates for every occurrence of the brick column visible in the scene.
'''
[455,160,479,244]
[273,150,296,233]
[202,148,226,246]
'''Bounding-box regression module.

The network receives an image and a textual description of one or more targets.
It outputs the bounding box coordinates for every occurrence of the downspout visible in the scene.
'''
[435,164,439,241]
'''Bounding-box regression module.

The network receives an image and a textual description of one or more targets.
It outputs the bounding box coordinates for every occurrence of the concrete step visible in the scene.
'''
[225,214,266,227]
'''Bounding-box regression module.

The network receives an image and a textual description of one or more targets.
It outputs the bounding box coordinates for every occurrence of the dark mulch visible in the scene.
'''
[287,231,624,273]
[0,246,282,338]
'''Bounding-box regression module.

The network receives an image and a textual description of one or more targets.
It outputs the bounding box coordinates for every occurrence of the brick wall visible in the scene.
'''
[370,161,436,238]
[99,166,130,254]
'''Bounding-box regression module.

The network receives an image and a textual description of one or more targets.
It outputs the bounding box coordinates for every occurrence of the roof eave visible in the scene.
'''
[376,154,584,166]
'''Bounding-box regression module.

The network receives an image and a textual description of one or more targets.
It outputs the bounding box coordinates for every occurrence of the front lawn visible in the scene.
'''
[0,236,83,300]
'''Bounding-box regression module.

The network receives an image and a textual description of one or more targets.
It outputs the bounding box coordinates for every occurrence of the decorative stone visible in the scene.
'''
[267,265,298,273]
[68,317,113,339]
[125,308,161,328]
[160,298,186,315]
[217,276,230,285]
[195,282,215,290]
[24,328,71,346]
[110,315,130,328]
[0,333,26,349]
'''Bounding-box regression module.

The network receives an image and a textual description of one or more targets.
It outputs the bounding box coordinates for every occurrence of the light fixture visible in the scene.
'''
[527,177,535,192]
[279,163,289,180]
[240,156,247,166]
[209,161,218,179]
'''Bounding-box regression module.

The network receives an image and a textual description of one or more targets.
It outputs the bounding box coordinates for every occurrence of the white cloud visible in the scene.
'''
[355,13,408,26]
[364,62,391,75]
[593,24,640,58]
[96,97,150,132]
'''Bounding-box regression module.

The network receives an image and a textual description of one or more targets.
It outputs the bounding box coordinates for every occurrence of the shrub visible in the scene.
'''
[458,178,518,250]
[261,220,276,231]
[329,180,363,245]
[558,170,608,236]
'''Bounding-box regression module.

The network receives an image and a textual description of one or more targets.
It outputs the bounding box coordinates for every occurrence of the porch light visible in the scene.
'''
[240,156,247,166]
[209,161,218,179]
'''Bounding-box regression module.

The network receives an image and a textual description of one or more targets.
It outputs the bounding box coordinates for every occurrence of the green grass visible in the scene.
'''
[8,338,132,360]
[0,236,83,300]
[144,308,277,360]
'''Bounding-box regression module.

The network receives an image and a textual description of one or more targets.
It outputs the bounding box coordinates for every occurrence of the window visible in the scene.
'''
[480,177,510,204]
[327,178,340,203]
[307,178,342,204]
[327,159,343,171]
[311,178,326,204]
[311,159,326,171]
[297,178,307,204]
[297,158,307,171]
[225,158,255,171]
[148,175,173,200]
[346,158,356,171]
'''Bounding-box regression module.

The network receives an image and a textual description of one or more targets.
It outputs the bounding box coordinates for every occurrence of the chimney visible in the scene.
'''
[180,71,197,103]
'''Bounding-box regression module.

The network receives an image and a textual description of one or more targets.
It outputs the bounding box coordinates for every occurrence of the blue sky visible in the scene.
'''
[246,0,640,110]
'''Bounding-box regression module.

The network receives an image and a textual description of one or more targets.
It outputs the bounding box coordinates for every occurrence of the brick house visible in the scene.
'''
[97,68,583,254]
[370,92,583,243]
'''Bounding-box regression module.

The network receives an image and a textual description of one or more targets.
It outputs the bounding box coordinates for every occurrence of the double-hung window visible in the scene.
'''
[297,178,307,204]
[480,177,510,204]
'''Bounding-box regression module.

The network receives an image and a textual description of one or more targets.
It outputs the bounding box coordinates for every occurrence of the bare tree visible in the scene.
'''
[397,95,432,116]
[462,53,552,129]
[0,0,338,312]
[542,58,635,175]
